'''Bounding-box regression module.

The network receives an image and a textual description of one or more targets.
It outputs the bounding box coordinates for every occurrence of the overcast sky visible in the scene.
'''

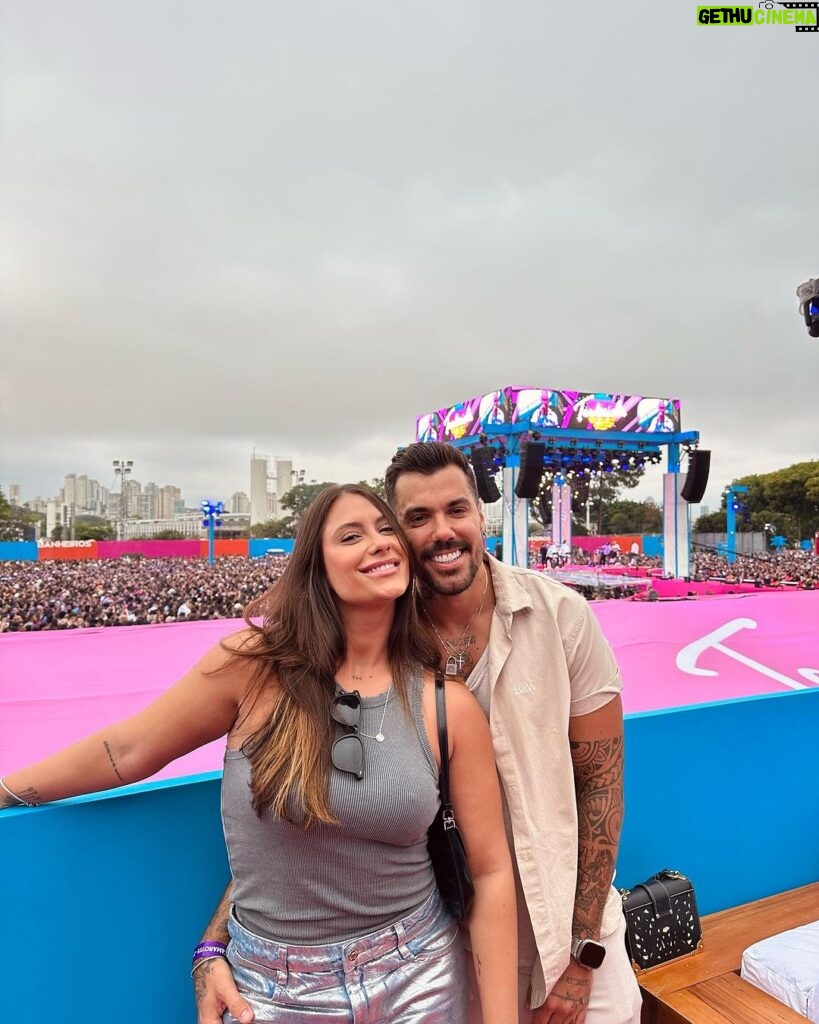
[2,1,817,514]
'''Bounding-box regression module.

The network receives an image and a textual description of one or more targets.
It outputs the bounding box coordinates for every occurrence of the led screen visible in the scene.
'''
[416,387,681,439]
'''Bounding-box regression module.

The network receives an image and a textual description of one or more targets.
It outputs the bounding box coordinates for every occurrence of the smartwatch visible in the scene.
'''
[570,936,607,969]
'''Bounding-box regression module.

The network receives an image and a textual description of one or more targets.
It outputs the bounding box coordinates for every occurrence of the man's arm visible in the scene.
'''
[534,695,624,1024]
[193,883,254,1024]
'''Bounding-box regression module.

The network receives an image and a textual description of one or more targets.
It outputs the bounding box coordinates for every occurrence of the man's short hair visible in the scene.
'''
[385,442,479,507]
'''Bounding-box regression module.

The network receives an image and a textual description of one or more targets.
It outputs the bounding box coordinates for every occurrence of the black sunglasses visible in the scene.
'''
[330,691,365,780]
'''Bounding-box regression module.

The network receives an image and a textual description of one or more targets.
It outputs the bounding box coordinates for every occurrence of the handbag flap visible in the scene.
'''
[623,873,694,915]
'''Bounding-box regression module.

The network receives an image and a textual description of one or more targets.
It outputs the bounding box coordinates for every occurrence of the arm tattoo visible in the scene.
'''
[103,740,125,783]
[1,785,41,809]
[201,883,233,945]
[570,734,624,936]
[193,958,219,1004]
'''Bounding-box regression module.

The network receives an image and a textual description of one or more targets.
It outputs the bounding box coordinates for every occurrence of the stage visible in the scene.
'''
[1,590,817,782]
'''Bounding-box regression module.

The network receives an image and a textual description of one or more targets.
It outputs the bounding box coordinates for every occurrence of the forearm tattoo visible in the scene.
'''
[103,740,125,783]
[571,734,624,935]
[1,785,41,809]
[202,884,233,945]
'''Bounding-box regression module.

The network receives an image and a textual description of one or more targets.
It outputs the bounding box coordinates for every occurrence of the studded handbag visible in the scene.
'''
[620,869,703,972]
[427,671,475,921]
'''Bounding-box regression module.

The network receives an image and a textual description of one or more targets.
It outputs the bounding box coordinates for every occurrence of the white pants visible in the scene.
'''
[467,911,642,1024]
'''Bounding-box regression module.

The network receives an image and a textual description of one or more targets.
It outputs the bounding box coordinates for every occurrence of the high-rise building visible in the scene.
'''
[230,491,251,514]
[75,475,90,511]
[63,474,77,507]
[250,453,269,526]
[8,484,21,506]
[140,483,160,520]
[274,458,294,503]
[123,478,142,519]
[158,485,182,520]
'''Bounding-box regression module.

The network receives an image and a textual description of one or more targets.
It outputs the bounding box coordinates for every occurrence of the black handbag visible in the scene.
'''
[620,869,703,972]
[427,671,475,921]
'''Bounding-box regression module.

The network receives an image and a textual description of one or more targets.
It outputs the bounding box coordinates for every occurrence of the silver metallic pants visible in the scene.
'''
[223,889,468,1023]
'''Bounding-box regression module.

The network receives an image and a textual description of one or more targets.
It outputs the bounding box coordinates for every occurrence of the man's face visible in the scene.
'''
[392,466,485,596]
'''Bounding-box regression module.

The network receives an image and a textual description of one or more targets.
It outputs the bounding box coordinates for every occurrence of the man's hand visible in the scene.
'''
[531,960,592,1024]
[193,957,254,1024]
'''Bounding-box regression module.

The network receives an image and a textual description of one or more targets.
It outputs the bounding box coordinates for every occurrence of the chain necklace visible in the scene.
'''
[422,567,488,677]
[358,681,394,742]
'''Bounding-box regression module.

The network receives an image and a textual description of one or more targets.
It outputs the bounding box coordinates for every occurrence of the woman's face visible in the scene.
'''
[321,493,410,610]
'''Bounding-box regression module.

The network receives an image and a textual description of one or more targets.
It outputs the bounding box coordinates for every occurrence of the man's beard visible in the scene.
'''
[416,540,482,597]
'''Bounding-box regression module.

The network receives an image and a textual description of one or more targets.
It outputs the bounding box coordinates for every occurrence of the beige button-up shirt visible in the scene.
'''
[478,557,624,1007]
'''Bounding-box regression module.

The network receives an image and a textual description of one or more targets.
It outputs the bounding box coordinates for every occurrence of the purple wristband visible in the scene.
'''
[192,941,227,964]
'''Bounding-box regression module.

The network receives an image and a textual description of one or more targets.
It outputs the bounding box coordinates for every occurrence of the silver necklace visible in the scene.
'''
[422,568,488,676]
[358,681,394,742]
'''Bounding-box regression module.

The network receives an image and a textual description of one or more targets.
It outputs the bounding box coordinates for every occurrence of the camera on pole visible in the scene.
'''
[796,277,819,337]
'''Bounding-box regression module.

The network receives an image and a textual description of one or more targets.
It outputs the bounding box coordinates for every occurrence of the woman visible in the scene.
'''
[1,484,517,1024]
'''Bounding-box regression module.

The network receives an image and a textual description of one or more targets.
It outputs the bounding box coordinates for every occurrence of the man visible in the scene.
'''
[195,442,642,1024]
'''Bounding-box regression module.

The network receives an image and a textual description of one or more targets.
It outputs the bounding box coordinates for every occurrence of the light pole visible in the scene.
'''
[724,485,748,564]
[201,500,223,565]
[113,460,133,541]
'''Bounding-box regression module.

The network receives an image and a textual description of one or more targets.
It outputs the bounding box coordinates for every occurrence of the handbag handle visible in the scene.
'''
[633,878,673,918]
[434,670,454,815]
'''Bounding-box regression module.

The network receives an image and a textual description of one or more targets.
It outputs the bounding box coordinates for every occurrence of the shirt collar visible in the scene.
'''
[485,554,534,624]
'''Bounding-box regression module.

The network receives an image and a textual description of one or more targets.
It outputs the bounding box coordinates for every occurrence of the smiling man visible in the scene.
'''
[195,442,642,1024]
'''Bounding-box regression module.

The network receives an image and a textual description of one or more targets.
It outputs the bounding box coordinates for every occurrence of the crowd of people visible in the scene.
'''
[533,543,818,593]
[689,549,818,588]
[0,555,289,632]
[1,542,817,633]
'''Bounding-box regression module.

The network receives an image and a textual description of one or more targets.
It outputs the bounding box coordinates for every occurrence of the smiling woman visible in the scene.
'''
[321,492,410,612]
[2,482,519,1024]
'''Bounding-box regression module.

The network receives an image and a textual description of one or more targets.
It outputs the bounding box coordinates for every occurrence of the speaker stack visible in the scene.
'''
[514,440,546,500]
[680,450,711,503]
[469,446,501,503]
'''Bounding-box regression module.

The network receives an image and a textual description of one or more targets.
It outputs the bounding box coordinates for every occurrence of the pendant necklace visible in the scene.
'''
[422,568,488,677]
[358,681,394,742]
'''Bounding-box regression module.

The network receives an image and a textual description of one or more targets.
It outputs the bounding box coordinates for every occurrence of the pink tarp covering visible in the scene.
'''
[1,593,817,780]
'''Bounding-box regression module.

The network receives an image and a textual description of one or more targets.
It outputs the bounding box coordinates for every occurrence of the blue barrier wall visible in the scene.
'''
[617,687,819,911]
[1,773,228,1017]
[0,540,38,561]
[249,537,295,557]
[3,688,818,1020]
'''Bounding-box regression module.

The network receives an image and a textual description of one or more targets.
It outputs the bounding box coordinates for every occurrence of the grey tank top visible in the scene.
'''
[221,669,440,943]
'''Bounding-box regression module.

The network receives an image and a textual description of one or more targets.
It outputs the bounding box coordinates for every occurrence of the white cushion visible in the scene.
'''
[741,920,819,1022]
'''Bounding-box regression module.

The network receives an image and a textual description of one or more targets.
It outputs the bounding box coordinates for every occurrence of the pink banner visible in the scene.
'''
[95,540,202,559]
[2,593,817,781]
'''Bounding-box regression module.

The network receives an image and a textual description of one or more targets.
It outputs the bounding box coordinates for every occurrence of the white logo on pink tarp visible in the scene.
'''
[677,618,819,690]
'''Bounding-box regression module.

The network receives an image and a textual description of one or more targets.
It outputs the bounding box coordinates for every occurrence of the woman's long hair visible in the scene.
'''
[230,483,439,826]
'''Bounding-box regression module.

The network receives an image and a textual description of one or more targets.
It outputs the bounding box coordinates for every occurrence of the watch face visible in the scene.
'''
[578,941,606,969]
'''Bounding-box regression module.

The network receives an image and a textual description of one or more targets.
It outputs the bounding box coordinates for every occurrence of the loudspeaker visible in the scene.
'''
[514,441,546,499]
[469,447,500,503]
[681,450,711,503]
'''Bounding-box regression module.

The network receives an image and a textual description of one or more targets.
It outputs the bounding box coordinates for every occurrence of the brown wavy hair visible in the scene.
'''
[230,483,439,826]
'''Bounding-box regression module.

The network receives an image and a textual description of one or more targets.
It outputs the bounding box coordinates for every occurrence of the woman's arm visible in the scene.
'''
[0,634,256,808]
[444,681,518,1024]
